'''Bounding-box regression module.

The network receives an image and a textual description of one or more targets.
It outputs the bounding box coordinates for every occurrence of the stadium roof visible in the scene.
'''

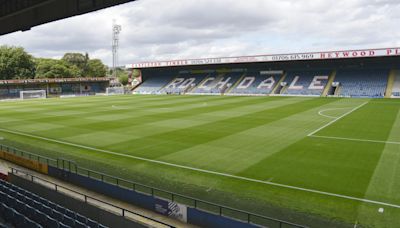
[127,47,400,69]
[0,0,136,35]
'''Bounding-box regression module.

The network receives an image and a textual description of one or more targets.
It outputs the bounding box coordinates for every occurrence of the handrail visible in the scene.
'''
[10,167,174,228]
[0,144,57,165]
[1,143,307,228]
[79,166,303,226]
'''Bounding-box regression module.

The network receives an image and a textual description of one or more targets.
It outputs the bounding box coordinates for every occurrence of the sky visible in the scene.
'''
[0,0,399,66]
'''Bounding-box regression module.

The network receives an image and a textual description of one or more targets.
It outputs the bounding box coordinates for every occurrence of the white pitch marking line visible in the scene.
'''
[308,101,368,137]
[309,135,400,145]
[1,127,400,209]
[318,108,350,119]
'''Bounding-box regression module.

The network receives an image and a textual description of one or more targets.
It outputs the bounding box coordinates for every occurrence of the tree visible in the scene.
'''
[62,53,89,76]
[62,53,87,68]
[115,67,130,86]
[87,59,107,77]
[132,69,141,78]
[0,45,35,80]
[35,58,74,78]
[119,72,129,86]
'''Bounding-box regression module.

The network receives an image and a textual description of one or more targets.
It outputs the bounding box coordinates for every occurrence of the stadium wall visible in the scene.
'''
[47,166,261,228]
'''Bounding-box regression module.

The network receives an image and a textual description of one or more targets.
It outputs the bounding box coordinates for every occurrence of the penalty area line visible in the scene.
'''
[308,101,368,137]
[1,127,400,209]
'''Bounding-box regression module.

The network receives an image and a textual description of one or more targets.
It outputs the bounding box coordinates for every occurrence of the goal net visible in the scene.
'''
[106,87,125,95]
[20,90,47,100]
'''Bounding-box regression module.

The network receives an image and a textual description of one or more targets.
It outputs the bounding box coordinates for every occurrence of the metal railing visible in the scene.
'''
[1,143,307,228]
[10,167,174,228]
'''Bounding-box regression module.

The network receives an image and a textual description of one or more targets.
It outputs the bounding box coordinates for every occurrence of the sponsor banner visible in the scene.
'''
[155,198,187,222]
[127,47,400,69]
[0,150,48,174]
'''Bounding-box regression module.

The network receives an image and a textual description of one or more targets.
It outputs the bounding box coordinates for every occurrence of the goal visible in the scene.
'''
[106,87,125,95]
[20,90,47,100]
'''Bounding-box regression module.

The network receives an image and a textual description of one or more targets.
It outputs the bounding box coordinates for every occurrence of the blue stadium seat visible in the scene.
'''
[160,72,208,94]
[64,208,77,219]
[0,180,106,228]
[87,218,100,228]
[52,209,64,221]
[281,70,331,96]
[76,213,87,224]
[58,222,70,228]
[45,217,59,228]
[61,215,75,227]
[229,71,282,95]
[75,220,87,228]
[191,72,243,94]
[34,210,48,226]
[335,69,388,98]
[134,72,176,94]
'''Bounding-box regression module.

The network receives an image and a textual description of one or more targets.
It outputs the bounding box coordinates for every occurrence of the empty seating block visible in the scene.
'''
[392,71,400,97]
[335,69,389,98]
[134,72,175,94]
[160,72,208,94]
[229,72,282,95]
[282,70,331,96]
[0,179,107,228]
[191,72,243,94]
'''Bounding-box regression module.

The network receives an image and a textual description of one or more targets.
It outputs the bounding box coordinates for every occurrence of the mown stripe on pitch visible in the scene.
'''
[0,95,237,128]
[356,108,400,223]
[104,98,336,159]
[161,98,353,173]
[4,95,232,121]
[14,96,285,141]
[1,127,400,210]
[69,96,285,131]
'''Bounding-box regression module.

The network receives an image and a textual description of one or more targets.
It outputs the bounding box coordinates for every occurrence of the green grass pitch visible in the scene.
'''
[0,95,399,227]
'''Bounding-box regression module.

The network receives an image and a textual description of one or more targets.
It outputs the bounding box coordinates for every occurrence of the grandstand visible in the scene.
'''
[392,70,400,97]
[128,47,400,98]
[0,78,109,99]
[0,179,106,228]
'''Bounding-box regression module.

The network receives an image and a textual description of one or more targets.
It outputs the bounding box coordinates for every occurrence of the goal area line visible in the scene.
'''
[309,101,400,145]
[0,127,400,209]
[307,101,369,137]
[309,135,400,145]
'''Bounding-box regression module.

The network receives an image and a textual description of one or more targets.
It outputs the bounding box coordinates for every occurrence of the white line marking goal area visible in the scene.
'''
[309,135,400,145]
[308,101,369,137]
[1,127,400,209]
[310,101,400,145]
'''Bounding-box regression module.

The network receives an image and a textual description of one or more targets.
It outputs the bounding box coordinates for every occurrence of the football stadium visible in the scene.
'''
[1,1,400,228]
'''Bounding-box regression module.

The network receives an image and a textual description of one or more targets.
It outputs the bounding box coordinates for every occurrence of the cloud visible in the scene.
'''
[0,0,398,66]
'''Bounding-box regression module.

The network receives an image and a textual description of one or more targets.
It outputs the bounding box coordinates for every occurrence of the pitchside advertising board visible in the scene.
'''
[154,198,187,222]
[126,47,400,69]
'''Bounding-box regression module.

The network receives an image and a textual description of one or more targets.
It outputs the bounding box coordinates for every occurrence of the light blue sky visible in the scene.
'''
[0,0,399,66]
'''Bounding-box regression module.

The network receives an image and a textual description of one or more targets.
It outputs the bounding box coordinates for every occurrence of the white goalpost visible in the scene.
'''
[20,90,47,100]
[106,87,125,96]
